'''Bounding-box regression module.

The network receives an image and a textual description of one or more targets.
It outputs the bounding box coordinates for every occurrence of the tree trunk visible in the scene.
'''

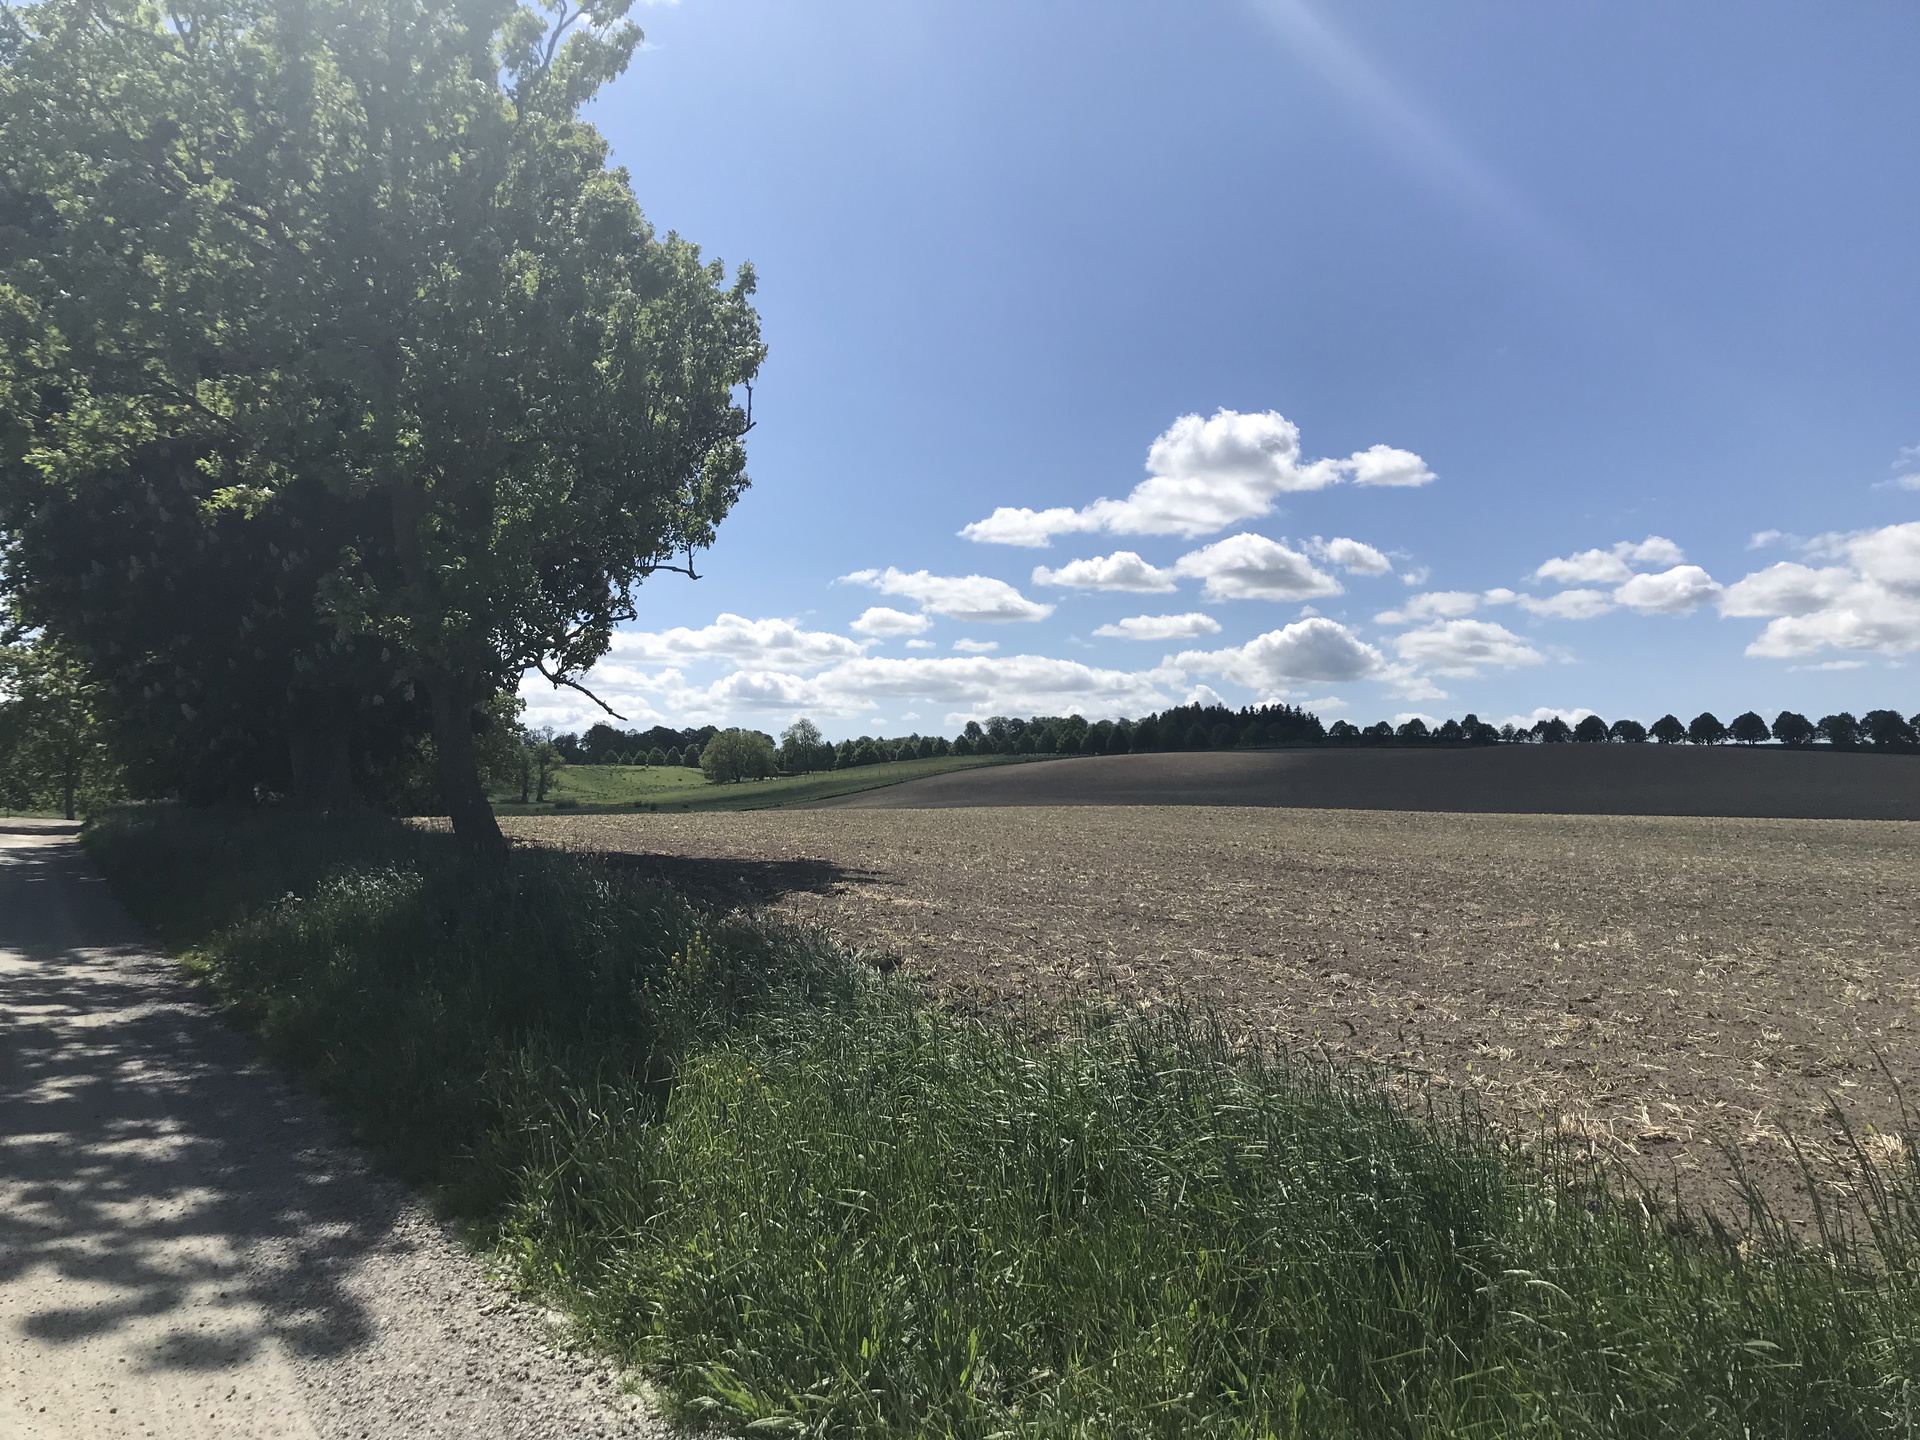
[427,672,505,848]
[62,755,76,822]
[287,713,361,812]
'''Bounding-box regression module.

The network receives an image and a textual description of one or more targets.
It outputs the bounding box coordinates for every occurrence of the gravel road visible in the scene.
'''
[0,820,662,1440]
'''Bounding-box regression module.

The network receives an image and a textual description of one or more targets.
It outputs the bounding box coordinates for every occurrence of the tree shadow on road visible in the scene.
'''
[0,834,406,1377]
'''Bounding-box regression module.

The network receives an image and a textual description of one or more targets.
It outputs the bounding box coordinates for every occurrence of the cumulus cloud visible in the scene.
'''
[1306,535,1394,575]
[1172,534,1343,602]
[1519,589,1616,620]
[1723,522,1920,658]
[1612,565,1721,614]
[809,654,1176,720]
[841,567,1054,623]
[1093,612,1223,641]
[1533,535,1684,586]
[905,639,935,650]
[1374,590,1480,626]
[1391,620,1543,676]
[952,638,999,653]
[605,614,870,672]
[1030,551,1177,592]
[1184,684,1228,708]
[533,652,1180,730]
[1177,618,1386,688]
[1719,562,1855,618]
[1534,549,1632,586]
[850,606,932,637]
[959,409,1433,546]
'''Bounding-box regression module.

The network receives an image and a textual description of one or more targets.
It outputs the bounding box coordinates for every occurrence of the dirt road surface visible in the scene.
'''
[814,746,1920,820]
[0,821,657,1440]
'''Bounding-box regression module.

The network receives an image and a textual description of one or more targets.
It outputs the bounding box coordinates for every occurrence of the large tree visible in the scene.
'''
[1,0,762,844]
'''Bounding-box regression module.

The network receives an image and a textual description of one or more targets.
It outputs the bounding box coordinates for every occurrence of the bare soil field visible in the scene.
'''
[508,806,1920,1215]
[815,745,1920,820]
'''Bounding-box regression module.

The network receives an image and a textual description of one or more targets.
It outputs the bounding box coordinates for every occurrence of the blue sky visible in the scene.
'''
[521,0,1920,740]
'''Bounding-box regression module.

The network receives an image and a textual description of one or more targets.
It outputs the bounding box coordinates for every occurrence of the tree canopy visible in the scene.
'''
[0,0,762,842]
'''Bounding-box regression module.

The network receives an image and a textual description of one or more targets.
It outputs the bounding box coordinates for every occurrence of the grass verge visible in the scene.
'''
[90,806,1920,1438]
[491,754,1036,816]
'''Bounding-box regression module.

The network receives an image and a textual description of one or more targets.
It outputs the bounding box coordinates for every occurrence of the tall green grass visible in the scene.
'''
[90,808,1920,1438]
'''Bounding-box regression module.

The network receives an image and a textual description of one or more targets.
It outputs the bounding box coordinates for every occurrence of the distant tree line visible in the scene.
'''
[536,701,1920,789]
[1363,708,1920,751]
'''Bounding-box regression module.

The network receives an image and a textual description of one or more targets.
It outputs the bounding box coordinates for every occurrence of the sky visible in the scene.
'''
[519,0,1920,740]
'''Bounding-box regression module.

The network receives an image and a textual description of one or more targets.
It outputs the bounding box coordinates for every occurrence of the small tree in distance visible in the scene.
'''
[1650,715,1686,745]
[1728,711,1769,746]
[1770,712,1815,747]
[1861,710,1917,750]
[780,718,827,773]
[1573,715,1609,743]
[1688,712,1728,746]
[1609,719,1648,743]
[1817,712,1859,748]
[700,730,775,784]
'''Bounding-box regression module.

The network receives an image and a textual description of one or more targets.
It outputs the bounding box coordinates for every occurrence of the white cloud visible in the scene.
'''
[1391,619,1544,676]
[534,652,1181,730]
[1172,533,1343,602]
[1613,564,1721,614]
[1177,617,1386,687]
[1533,535,1685,586]
[957,506,1103,549]
[905,639,935,650]
[850,606,933,637]
[959,409,1433,546]
[1719,562,1855,618]
[1725,522,1920,658]
[1534,549,1631,586]
[1184,684,1228,708]
[1374,590,1479,626]
[1392,712,1441,728]
[811,654,1176,720]
[1518,588,1615,620]
[1617,536,1686,567]
[1093,612,1223,641]
[1379,665,1450,701]
[952,638,999,653]
[841,567,1054,623]
[1030,551,1177,592]
[1307,535,1394,575]
[605,614,869,672]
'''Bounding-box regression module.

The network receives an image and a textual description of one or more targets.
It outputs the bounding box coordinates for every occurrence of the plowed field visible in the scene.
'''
[507,806,1920,1215]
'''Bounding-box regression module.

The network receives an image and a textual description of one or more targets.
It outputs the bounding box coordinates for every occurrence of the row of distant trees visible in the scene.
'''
[1365,708,1920,750]
[538,702,1920,790]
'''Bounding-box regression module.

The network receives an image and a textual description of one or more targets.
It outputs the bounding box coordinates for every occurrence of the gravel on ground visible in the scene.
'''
[0,821,664,1440]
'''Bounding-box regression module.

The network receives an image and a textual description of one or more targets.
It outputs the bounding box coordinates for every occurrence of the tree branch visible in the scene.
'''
[637,554,700,581]
[533,659,626,720]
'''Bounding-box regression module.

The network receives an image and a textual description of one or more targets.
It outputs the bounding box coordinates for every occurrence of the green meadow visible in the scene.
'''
[491,753,1031,815]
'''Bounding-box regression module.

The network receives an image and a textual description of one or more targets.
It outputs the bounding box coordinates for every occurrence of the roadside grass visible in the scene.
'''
[89,806,1920,1438]
[491,754,1032,816]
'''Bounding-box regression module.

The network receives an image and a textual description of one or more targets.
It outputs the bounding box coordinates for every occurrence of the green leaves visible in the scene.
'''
[2,0,762,827]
